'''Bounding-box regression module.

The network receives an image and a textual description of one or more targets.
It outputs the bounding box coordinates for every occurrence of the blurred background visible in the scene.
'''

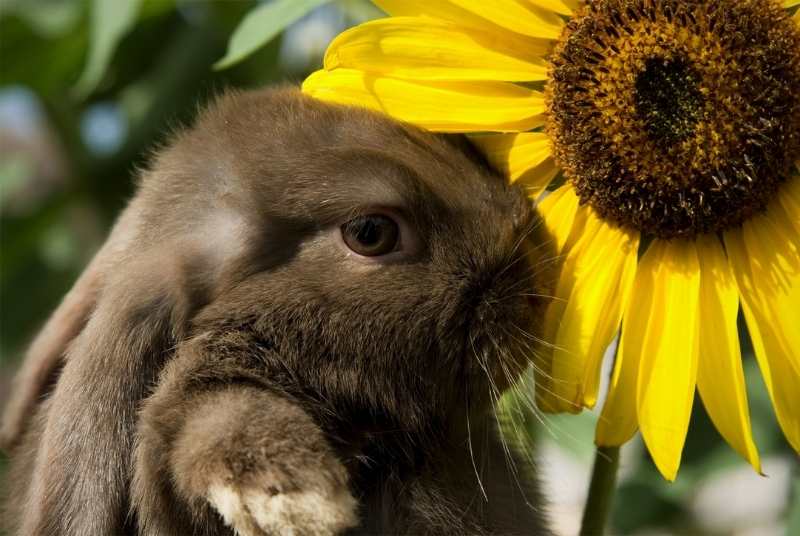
[0,1,797,534]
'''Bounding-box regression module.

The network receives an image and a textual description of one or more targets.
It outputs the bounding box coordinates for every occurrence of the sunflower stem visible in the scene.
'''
[579,445,620,536]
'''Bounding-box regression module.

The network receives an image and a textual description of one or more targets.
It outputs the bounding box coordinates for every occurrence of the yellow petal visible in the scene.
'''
[631,240,701,481]
[779,178,800,237]
[373,0,480,18]
[447,0,564,40]
[725,201,800,453]
[515,158,560,198]
[785,0,800,8]
[548,214,639,411]
[596,337,641,447]
[470,133,558,195]
[325,17,549,82]
[522,0,576,16]
[534,187,586,413]
[596,246,666,448]
[536,184,586,254]
[695,234,761,472]
[471,133,551,179]
[580,229,638,409]
[738,202,800,378]
[374,0,564,40]
[302,69,545,132]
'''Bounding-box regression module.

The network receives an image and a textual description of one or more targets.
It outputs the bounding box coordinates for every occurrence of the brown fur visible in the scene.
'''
[1,87,556,535]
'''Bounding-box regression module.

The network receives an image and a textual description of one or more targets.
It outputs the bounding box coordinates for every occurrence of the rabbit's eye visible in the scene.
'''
[341,214,400,257]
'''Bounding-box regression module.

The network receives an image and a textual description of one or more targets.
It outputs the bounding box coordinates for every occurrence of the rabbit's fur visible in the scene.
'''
[1,87,556,535]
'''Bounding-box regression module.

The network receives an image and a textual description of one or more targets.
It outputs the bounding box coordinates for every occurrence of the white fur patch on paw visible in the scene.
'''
[208,485,249,529]
[245,488,358,536]
[208,484,358,536]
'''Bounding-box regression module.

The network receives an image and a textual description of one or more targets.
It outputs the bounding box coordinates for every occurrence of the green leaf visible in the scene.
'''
[139,0,175,20]
[214,0,332,70]
[72,0,142,98]
[0,0,83,38]
[0,15,89,94]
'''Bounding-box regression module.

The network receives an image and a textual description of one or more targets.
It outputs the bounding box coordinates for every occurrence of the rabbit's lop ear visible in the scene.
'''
[0,251,98,450]
[12,206,213,533]
[0,205,139,450]
[6,89,294,534]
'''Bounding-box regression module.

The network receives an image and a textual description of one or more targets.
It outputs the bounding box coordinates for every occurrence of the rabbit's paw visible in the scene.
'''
[208,481,358,536]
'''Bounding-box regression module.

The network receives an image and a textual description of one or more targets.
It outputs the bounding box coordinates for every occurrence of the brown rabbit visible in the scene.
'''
[1,87,556,535]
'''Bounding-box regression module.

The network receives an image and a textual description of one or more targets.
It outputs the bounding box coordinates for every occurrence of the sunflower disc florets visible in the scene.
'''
[547,0,800,238]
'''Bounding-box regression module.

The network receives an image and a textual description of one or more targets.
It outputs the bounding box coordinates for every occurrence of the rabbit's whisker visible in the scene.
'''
[483,334,537,509]
[465,393,488,502]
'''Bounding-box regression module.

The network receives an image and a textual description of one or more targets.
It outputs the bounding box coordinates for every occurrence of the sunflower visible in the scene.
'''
[303,0,800,480]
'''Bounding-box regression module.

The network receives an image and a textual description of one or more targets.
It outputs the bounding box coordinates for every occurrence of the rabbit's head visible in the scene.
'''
[2,87,555,452]
[151,88,556,432]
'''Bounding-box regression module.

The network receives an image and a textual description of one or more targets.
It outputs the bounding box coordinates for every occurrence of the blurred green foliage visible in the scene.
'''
[0,1,797,535]
[1,0,376,362]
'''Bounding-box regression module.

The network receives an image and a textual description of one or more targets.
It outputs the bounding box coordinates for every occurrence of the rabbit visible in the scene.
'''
[1,86,557,536]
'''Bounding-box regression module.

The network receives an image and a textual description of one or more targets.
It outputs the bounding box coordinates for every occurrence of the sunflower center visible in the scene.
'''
[546,0,800,238]
[634,58,703,144]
